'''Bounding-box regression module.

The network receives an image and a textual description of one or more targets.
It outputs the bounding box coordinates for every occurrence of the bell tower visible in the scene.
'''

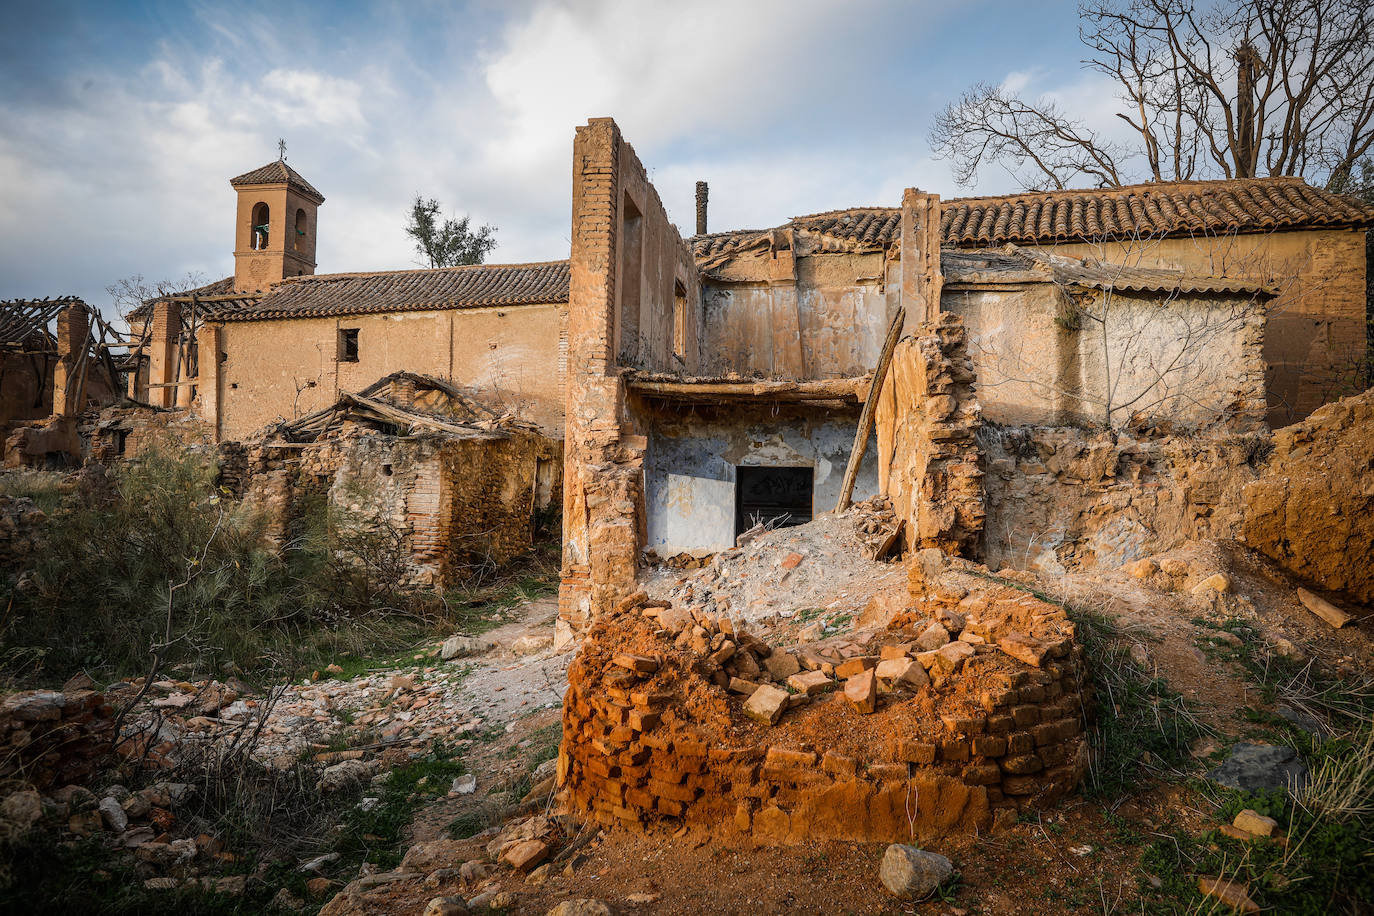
[229,153,325,292]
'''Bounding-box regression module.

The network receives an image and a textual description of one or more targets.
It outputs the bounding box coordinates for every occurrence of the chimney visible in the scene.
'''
[695,181,708,236]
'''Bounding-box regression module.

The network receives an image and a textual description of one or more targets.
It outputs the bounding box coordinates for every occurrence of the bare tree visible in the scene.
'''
[932,0,1374,190]
[106,272,208,323]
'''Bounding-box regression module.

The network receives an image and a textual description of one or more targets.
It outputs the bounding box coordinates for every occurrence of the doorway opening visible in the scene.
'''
[734,465,813,538]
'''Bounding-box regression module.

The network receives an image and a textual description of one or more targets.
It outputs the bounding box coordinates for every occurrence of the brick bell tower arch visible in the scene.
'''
[229,154,325,293]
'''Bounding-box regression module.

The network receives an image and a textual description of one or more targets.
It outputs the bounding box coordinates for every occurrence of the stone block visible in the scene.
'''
[743,685,789,725]
[786,670,834,696]
[843,669,877,714]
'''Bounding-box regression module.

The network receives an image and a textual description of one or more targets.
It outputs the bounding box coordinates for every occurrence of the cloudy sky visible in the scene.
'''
[0,0,1098,313]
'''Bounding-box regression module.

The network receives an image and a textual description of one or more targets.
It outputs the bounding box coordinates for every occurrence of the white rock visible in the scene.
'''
[99,796,128,833]
[879,844,954,900]
[452,774,477,795]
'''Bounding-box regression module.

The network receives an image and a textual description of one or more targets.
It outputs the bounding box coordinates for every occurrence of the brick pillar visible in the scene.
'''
[51,300,90,417]
[196,323,221,438]
[147,299,181,408]
[695,181,708,236]
[900,188,943,328]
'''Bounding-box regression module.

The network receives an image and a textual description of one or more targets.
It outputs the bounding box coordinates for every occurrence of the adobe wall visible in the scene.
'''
[642,403,879,557]
[0,352,54,431]
[561,118,702,633]
[979,425,1266,574]
[559,578,1089,842]
[1242,387,1374,604]
[876,314,984,557]
[209,302,565,441]
[699,251,896,379]
[224,428,557,588]
[945,281,1267,430]
[1037,228,1368,425]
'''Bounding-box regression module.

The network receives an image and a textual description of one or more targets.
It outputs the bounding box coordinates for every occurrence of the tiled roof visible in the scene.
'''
[128,277,245,323]
[1011,246,1275,297]
[941,177,1374,245]
[229,160,325,202]
[692,177,1374,262]
[222,260,569,321]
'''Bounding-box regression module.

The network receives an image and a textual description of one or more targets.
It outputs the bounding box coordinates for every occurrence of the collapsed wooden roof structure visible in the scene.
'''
[267,371,538,444]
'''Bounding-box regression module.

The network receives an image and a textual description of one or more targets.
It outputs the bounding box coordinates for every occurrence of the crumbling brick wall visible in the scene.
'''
[1242,387,1374,604]
[875,313,985,557]
[559,583,1088,843]
[82,406,215,464]
[561,118,702,634]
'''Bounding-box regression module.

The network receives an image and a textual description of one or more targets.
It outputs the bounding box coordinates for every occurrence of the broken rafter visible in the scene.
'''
[626,375,872,404]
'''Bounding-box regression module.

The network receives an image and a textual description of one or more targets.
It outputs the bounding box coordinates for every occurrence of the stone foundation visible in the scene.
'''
[559,576,1089,844]
[0,688,115,790]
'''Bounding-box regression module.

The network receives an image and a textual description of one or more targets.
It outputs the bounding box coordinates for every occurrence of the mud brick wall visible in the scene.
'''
[0,689,115,790]
[979,425,1269,574]
[559,589,1089,844]
[876,313,985,557]
[1243,387,1374,604]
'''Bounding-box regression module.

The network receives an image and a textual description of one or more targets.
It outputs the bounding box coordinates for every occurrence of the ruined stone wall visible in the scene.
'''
[212,302,566,441]
[561,118,701,633]
[1038,228,1367,425]
[875,314,984,557]
[82,406,215,465]
[559,583,1089,843]
[980,425,1267,573]
[1242,387,1374,604]
[225,427,556,588]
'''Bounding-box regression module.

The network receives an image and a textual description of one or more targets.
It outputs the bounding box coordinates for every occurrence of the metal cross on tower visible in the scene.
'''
[277,138,287,160]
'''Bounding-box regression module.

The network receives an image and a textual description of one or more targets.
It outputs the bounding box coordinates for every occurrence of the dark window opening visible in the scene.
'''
[294,207,308,251]
[381,463,393,477]
[735,466,813,537]
[114,429,129,456]
[617,192,644,363]
[338,328,359,362]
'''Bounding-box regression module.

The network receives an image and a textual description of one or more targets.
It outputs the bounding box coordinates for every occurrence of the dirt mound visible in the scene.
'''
[644,507,907,626]
[1243,388,1374,606]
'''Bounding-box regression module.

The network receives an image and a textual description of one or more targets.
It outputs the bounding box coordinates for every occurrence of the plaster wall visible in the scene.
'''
[699,251,894,379]
[943,283,1266,428]
[211,303,564,440]
[0,353,53,428]
[1037,229,1366,424]
[643,406,878,555]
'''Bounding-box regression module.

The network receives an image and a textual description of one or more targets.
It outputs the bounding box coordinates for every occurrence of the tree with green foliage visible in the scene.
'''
[404,195,497,269]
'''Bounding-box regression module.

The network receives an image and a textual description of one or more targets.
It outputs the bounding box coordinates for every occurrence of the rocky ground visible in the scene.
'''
[3,507,1371,915]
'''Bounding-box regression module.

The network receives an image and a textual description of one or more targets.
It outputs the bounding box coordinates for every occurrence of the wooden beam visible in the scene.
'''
[626,376,870,403]
[835,307,905,513]
[1296,588,1354,629]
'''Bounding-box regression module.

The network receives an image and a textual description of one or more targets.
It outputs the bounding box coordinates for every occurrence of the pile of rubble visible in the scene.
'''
[0,681,114,789]
[560,546,1091,844]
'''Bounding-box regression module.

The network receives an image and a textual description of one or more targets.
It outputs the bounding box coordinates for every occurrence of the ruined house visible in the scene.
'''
[218,371,560,588]
[557,117,1373,632]
[128,158,568,442]
[1,298,124,466]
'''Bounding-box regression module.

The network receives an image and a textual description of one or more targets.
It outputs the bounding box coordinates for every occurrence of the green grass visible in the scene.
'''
[330,744,466,871]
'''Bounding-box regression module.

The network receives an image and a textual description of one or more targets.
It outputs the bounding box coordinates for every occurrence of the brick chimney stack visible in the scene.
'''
[695,181,708,236]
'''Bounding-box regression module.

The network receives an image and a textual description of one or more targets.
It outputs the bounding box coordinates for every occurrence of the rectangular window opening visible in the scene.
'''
[338,328,359,362]
[734,465,814,538]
